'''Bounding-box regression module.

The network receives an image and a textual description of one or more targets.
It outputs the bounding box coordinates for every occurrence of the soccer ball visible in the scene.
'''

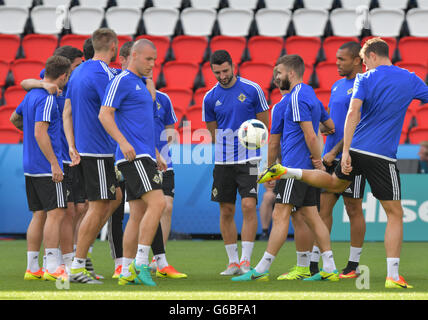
[238,119,268,150]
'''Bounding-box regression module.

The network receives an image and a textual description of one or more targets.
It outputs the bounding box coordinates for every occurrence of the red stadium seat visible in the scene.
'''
[285,36,321,66]
[0,60,9,87]
[398,37,428,65]
[400,129,408,144]
[152,63,161,85]
[361,36,397,60]
[171,35,208,64]
[239,61,273,91]
[315,62,341,89]
[0,127,22,143]
[0,106,17,128]
[22,34,58,63]
[162,61,199,89]
[201,61,217,88]
[3,86,27,105]
[173,108,184,127]
[402,108,416,133]
[159,87,193,113]
[109,61,121,69]
[11,60,45,85]
[136,35,170,64]
[395,62,427,82]
[415,104,428,128]
[304,63,314,85]
[407,99,423,112]
[323,36,359,62]
[59,35,91,53]
[183,105,208,139]
[193,87,208,106]
[269,88,283,105]
[112,35,133,63]
[0,35,20,63]
[210,36,247,64]
[247,36,284,65]
[409,127,428,144]
[314,88,331,109]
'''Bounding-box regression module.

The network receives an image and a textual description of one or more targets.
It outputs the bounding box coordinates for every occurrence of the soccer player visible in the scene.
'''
[20,46,84,275]
[202,50,270,275]
[232,54,339,282]
[63,28,122,284]
[10,55,71,281]
[98,39,168,286]
[310,42,367,279]
[258,38,428,288]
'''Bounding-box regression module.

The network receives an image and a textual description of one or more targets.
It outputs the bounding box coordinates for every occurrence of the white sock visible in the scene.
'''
[27,251,40,272]
[255,252,275,274]
[225,243,239,265]
[73,245,77,253]
[63,252,74,273]
[387,257,400,281]
[281,168,302,180]
[321,250,336,273]
[310,246,321,263]
[42,255,46,272]
[121,257,133,277]
[349,246,362,263]
[297,251,310,267]
[71,257,86,270]
[45,248,60,272]
[58,248,64,266]
[135,244,151,267]
[115,257,123,269]
[154,253,169,270]
[240,241,254,263]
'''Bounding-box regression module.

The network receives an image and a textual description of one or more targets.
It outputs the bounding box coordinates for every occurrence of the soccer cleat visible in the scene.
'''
[277,265,311,280]
[339,268,359,279]
[69,268,103,284]
[385,275,413,289]
[42,266,67,282]
[303,269,340,282]
[239,260,251,274]
[220,263,241,276]
[118,261,140,285]
[24,268,44,280]
[156,265,188,279]
[85,257,104,280]
[112,265,122,279]
[257,164,288,184]
[149,257,157,273]
[231,269,269,282]
[135,263,156,286]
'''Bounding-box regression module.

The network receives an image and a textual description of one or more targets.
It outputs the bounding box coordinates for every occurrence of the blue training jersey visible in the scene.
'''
[323,77,355,160]
[202,76,269,164]
[351,65,428,160]
[281,83,330,169]
[65,59,116,157]
[270,93,289,135]
[154,90,178,170]
[16,88,62,176]
[101,69,157,164]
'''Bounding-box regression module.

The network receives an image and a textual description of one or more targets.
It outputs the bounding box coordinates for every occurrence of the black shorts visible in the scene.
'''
[211,162,259,203]
[25,176,67,212]
[162,170,175,198]
[80,156,117,201]
[118,157,163,201]
[274,178,319,208]
[335,150,401,201]
[324,160,366,199]
[63,163,74,203]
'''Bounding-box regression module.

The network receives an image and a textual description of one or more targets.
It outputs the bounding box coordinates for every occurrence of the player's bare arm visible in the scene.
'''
[63,98,80,166]
[206,121,217,144]
[267,133,281,167]
[300,121,324,170]
[34,121,63,183]
[10,111,23,131]
[256,110,270,132]
[98,106,136,161]
[342,98,362,175]
[21,79,61,96]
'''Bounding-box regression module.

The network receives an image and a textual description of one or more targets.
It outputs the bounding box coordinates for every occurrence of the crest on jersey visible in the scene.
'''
[157,102,162,110]
[238,93,247,102]
[347,88,353,95]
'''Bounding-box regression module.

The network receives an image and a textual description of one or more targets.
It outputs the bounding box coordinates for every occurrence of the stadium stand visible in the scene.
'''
[0,0,427,146]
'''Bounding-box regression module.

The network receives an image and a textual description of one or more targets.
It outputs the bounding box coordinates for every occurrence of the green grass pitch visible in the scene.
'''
[1,239,427,300]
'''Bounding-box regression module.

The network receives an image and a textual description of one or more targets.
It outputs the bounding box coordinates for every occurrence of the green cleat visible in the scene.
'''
[257,164,288,184]
[231,269,269,282]
[135,262,157,286]
[303,269,340,282]
[277,266,311,280]
[118,261,140,285]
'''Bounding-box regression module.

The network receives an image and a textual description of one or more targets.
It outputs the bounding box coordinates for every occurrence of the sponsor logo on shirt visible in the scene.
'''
[136,84,142,90]
[215,100,222,107]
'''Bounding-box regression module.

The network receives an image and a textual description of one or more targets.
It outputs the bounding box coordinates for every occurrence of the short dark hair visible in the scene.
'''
[53,45,83,62]
[83,38,94,60]
[276,54,305,78]
[44,55,71,79]
[339,41,362,60]
[210,50,232,66]
[119,41,134,58]
[360,37,389,59]
[92,28,118,52]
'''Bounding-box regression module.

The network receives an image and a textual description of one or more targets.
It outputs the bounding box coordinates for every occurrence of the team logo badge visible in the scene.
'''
[110,185,116,194]
[153,174,161,184]
[238,93,247,102]
[157,102,162,110]
[212,188,218,198]
[347,88,353,95]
